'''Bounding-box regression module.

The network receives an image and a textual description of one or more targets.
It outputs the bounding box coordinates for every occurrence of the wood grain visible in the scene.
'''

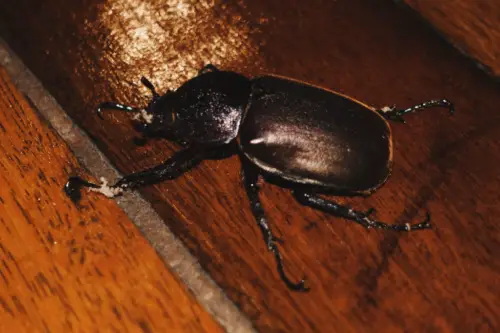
[0,66,223,333]
[1,1,500,332]
[402,0,500,78]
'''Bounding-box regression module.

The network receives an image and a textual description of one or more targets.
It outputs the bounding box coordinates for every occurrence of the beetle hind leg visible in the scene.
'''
[242,162,310,292]
[293,191,432,232]
[377,99,454,124]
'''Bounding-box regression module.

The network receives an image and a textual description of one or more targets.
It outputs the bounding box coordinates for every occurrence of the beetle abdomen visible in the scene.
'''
[239,75,392,193]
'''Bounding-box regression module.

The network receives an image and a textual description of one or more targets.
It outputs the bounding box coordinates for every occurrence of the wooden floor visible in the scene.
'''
[403,1,500,78]
[0,67,223,332]
[0,1,499,332]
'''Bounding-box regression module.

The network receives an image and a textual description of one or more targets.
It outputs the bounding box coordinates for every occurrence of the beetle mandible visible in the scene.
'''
[65,64,454,292]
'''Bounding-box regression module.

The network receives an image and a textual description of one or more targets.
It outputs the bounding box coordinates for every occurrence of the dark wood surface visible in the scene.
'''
[0,66,223,333]
[1,1,499,332]
[403,1,500,79]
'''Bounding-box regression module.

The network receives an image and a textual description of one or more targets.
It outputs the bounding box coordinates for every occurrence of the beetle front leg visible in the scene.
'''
[64,147,206,203]
[377,99,454,123]
[293,191,431,232]
[242,162,310,292]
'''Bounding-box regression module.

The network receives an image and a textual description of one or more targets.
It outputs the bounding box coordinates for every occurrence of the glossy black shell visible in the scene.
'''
[238,75,392,193]
[169,71,251,144]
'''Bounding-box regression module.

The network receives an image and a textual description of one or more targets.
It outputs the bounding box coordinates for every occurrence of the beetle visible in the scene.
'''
[65,64,454,292]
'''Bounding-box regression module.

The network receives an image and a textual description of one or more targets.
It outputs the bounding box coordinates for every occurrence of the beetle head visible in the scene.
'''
[132,92,174,133]
[130,76,187,142]
[98,73,250,146]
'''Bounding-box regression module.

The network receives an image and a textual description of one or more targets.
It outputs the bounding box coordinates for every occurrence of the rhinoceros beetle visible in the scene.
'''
[65,64,454,292]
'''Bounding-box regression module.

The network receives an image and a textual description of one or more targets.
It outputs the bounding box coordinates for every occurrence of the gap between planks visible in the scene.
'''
[0,38,257,333]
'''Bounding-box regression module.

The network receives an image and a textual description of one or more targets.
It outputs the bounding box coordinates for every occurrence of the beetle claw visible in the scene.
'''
[273,236,285,245]
[282,274,310,292]
[64,176,99,203]
[293,278,310,292]
[404,212,432,231]
[415,212,432,230]
[362,207,376,218]
[96,107,105,119]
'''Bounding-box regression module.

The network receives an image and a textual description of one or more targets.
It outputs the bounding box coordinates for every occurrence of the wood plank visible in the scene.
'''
[1,1,499,332]
[401,1,500,78]
[0,65,223,333]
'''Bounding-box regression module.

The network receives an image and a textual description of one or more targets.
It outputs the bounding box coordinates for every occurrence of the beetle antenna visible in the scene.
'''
[141,76,160,99]
[378,99,454,123]
[96,102,142,119]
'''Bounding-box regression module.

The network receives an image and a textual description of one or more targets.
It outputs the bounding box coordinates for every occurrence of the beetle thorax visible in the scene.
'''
[168,70,252,145]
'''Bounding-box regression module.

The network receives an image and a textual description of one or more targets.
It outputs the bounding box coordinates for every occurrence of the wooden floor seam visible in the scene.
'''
[0,37,257,333]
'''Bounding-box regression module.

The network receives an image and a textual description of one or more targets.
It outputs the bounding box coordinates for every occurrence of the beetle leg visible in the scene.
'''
[198,64,219,75]
[241,162,309,292]
[64,147,206,203]
[293,191,432,232]
[377,99,454,123]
